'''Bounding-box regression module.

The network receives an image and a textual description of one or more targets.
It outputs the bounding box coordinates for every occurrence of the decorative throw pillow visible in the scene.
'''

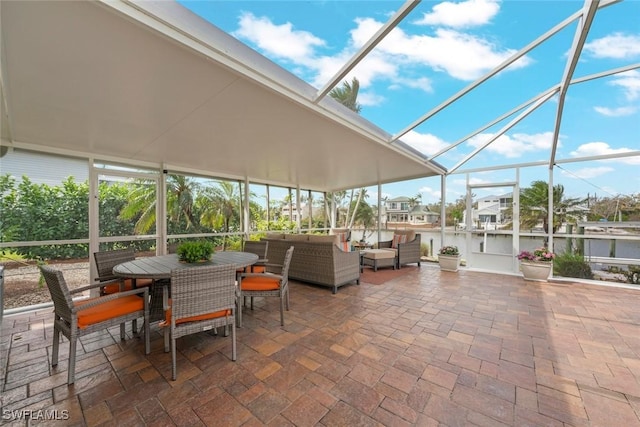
[337,241,351,252]
[391,234,407,248]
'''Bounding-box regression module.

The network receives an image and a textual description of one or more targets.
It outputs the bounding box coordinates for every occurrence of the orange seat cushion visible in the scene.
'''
[160,299,232,326]
[76,295,144,329]
[241,276,280,291]
[102,278,152,295]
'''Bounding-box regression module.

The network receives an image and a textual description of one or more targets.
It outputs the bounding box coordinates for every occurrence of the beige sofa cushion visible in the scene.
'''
[308,234,337,243]
[284,234,309,241]
[363,249,396,260]
[265,232,285,239]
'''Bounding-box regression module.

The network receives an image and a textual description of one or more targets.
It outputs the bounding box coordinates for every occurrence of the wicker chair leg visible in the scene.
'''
[120,323,126,341]
[163,327,170,353]
[52,326,60,366]
[143,319,150,355]
[68,337,78,385]
[231,322,237,361]
[279,296,285,326]
[171,337,177,381]
[237,293,243,328]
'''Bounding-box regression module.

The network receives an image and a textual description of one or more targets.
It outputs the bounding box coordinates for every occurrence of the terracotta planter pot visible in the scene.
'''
[438,254,461,272]
[520,261,552,281]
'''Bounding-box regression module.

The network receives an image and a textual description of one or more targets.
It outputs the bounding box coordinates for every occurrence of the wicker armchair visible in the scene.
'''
[242,240,268,273]
[93,249,153,295]
[40,265,150,385]
[378,232,422,269]
[237,246,294,328]
[162,264,237,380]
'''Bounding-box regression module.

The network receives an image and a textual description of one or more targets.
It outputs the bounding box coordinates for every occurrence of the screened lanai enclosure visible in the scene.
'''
[1,0,639,311]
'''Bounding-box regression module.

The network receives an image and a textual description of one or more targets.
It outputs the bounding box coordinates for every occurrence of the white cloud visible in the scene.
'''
[233,12,325,66]
[414,0,501,28]
[418,186,441,199]
[593,105,637,117]
[358,91,385,107]
[231,12,530,96]
[467,131,556,158]
[560,166,614,179]
[570,142,640,165]
[608,70,640,101]
[401,130,450,156]
[376,25,530,81]
[584,33,640,59]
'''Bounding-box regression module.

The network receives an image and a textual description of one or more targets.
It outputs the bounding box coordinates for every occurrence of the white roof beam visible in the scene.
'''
[448,91,557,174]
[429,61,638,165]
[429,87,558,162]
[391,0,620,143]
[549,0,600,168]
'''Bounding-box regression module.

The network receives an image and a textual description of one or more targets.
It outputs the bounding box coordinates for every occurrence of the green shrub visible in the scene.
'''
[176,241,214,263]
[553,251,593,279]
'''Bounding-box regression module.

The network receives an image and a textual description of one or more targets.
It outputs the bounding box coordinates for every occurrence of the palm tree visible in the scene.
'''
[520,180,585,233]
[329,77,366,229]
[329,77,362,113]
[408,193,421,208]
[120,175,199,234]
[198,181,241,250]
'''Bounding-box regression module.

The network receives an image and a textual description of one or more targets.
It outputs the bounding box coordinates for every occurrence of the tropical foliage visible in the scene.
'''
[0,175,151,259]
[519,180,585,233]
[0,173,265,259]
[328,77,362,113]
[327,77,369,229]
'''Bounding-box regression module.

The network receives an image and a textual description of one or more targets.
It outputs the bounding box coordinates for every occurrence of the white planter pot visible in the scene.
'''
[439,254,461,272]
[520,261,552,281]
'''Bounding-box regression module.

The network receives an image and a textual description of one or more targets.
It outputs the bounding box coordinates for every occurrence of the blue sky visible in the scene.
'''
[179,0,639,204]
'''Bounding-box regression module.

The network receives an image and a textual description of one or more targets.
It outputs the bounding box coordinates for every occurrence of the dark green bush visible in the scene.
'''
[553,251,593,279]
[176,241,214,263]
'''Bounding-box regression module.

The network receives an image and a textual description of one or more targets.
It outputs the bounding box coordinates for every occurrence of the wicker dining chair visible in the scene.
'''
[40,265,150,385]
[93,248,153,295]
[237,246,294,328]
[162,264,238,381]
[241,240,268,273]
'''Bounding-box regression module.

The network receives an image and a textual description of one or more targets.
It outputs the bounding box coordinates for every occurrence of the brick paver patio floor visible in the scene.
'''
[2,265,639,426]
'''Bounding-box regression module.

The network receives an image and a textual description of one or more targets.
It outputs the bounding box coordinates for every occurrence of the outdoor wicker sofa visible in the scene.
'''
[261,233,360,294]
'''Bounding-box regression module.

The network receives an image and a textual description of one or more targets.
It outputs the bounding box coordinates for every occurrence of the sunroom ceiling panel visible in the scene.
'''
[0,0,436,192]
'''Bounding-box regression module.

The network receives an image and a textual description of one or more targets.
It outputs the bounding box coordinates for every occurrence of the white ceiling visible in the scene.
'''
[0,0,443,192]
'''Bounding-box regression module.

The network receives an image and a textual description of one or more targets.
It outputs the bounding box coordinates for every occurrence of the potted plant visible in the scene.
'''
[438,245,461,272]
[176,241,214,263]
[517,247,555,281]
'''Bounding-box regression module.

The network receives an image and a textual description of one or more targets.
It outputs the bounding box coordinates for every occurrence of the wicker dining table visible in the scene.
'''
[112,251,258,280]
[112,251,258,323]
